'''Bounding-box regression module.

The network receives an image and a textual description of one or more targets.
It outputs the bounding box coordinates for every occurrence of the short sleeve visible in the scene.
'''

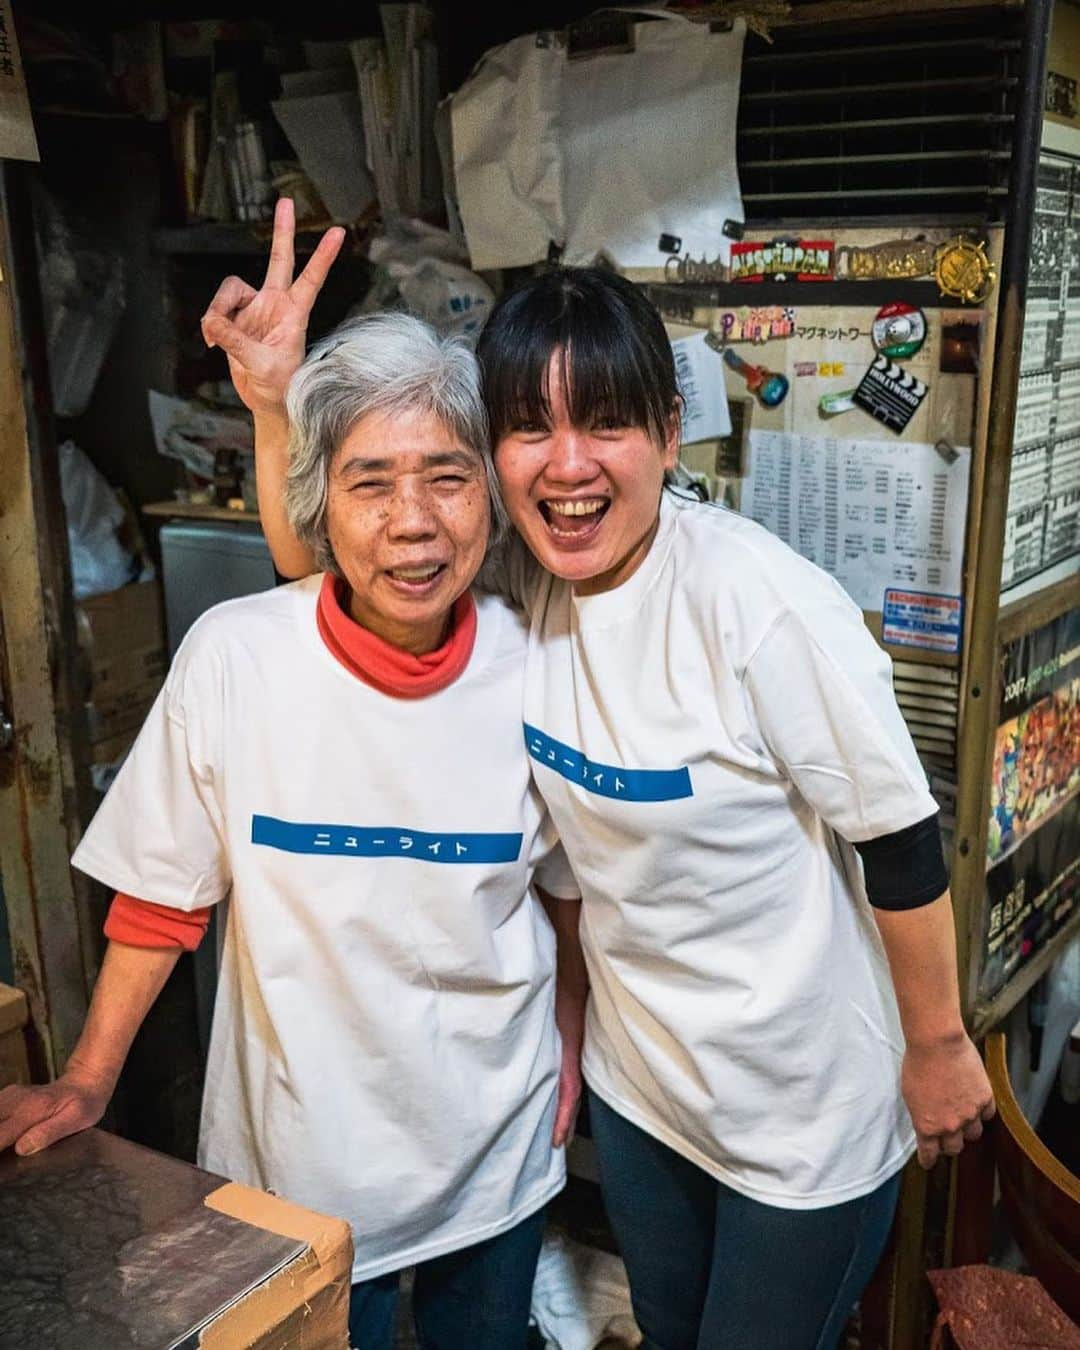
[71,646,230,912]
[742,598,938,844]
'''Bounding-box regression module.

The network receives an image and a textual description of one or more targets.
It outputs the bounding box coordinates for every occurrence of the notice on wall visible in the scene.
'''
[671,333,732,443]
[740,430,970,632]
[1002,152,1080,592]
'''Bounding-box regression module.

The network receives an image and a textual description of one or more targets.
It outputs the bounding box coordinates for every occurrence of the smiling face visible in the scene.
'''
[494,351,679,595]
[325,407,490,654]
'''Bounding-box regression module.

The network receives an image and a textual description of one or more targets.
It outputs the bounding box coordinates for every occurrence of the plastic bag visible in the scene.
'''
[59,440,137,599]
[363,218,495,338]
[530,1231,641,1350]
[35,189,126,418]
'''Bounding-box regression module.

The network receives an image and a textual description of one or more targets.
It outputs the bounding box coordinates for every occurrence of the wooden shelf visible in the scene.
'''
[142,500,261,525]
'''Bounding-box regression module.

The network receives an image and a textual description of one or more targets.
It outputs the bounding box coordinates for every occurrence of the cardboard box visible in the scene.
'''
[0,983,30,1089]
[84,677,162,746]
[76,580,167,765]
[201,1183,353,1348]
[76,579,167,703]
[0,1129,353,1347]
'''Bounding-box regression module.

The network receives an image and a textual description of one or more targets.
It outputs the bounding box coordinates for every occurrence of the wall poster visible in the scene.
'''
[980,608,1080,1002]
[1003,152,1080,591]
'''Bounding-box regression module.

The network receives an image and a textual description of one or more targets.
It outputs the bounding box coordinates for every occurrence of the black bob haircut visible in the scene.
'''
[475,267,681,449]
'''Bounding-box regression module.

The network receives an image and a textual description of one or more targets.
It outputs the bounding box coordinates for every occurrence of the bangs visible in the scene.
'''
[478,269,677,446]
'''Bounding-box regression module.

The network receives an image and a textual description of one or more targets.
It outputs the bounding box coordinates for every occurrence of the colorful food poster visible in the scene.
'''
[980,609,1079,1004]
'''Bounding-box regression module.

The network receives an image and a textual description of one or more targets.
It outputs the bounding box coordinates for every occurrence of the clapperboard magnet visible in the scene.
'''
[852,354,927,433]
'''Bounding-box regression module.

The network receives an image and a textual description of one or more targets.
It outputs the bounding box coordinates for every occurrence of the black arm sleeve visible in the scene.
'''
[853,812,949,911]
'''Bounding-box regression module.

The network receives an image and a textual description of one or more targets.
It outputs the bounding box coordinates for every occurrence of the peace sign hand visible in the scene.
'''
[201,197,346,420]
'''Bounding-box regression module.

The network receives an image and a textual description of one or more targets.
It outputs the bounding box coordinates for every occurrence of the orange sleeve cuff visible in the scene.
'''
[104,892,212,952]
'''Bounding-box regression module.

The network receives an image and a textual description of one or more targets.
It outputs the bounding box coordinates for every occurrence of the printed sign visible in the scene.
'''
[988,610,1080,865]
[853,355,928,433]
[980,797,1078,1003]
[980,609,1080,1002]
[882,589,962,654]
[729,239,834,283]
[717,306,796,343]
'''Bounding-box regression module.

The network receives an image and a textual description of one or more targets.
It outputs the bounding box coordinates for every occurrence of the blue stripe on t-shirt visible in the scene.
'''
[523,724,693,802]
[251,815,522,864]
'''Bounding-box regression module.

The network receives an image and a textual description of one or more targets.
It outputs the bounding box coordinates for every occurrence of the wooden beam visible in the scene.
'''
[0,189,91,1076]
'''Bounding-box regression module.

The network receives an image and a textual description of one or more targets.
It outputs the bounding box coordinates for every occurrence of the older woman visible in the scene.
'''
[230,207,995,1350]
[0,307,586,1350]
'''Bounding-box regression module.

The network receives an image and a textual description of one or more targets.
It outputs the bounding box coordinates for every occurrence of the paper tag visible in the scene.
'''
[672,333,733,442]
[882,589,962,653]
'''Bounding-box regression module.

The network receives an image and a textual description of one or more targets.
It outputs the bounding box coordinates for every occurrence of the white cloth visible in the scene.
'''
[73,578,578,1280]
[450,13,745,270]
[521,491,937,1207]
[531,1231,641,1350]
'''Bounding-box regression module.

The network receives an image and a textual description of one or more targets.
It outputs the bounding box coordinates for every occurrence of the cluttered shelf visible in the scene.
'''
[142,500,260,524]
[153,222,366,257]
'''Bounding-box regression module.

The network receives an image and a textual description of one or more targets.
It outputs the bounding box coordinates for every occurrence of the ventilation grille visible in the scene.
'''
[893,659,960,773]
[737,9,1024,223]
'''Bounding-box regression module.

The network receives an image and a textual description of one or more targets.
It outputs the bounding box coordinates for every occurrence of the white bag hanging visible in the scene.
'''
[450,31,565,270]
[450,10,745,272]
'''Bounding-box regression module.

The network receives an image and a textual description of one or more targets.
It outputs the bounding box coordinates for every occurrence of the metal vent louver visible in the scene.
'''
[737,10,1024,222]
[893,659,961,772]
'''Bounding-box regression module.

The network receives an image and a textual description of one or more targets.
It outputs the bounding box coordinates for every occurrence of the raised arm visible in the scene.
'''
[201,196,344,578]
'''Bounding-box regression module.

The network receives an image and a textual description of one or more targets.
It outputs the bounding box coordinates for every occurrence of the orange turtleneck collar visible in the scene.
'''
[315,572,477,699]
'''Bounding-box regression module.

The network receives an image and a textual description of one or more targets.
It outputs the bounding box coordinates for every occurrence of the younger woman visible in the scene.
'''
[204,208,994,1350]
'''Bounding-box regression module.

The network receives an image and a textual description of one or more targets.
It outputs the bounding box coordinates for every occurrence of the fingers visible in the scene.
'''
[939,1129,966,1157]
[0,1087,59,1154]
[962,1117,984,1143]
[15,1097,93,1156]
[290,226,347,313]
[202,276,258,349]
[552,1074,582,1147]
[916,1135,941,1169]
[201,313,277,379]
[264,196,296,291]
[980,1095,997,1122]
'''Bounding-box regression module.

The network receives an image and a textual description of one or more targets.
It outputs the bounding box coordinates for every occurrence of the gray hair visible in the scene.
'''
[284,312,507,573]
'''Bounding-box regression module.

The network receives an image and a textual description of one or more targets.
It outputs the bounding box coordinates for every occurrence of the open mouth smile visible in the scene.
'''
[385,563,448,594]
[538,498,610,542]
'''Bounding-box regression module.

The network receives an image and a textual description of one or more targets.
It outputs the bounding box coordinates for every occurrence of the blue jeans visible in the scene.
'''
[588,1090,901,1350]
[347,1206,546,1349]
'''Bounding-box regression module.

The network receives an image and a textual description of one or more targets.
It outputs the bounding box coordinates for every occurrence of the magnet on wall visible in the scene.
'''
[723,218,745,241]
[819,389,857,417]
[934,238,996,303]
[871,302,926,359]
[722,347,790,407]
[852,355,928,433]
[658,233,682,255]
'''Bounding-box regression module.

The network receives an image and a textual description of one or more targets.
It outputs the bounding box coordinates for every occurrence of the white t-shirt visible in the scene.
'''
[521,491,938,1208]
[72,578,578,1280]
